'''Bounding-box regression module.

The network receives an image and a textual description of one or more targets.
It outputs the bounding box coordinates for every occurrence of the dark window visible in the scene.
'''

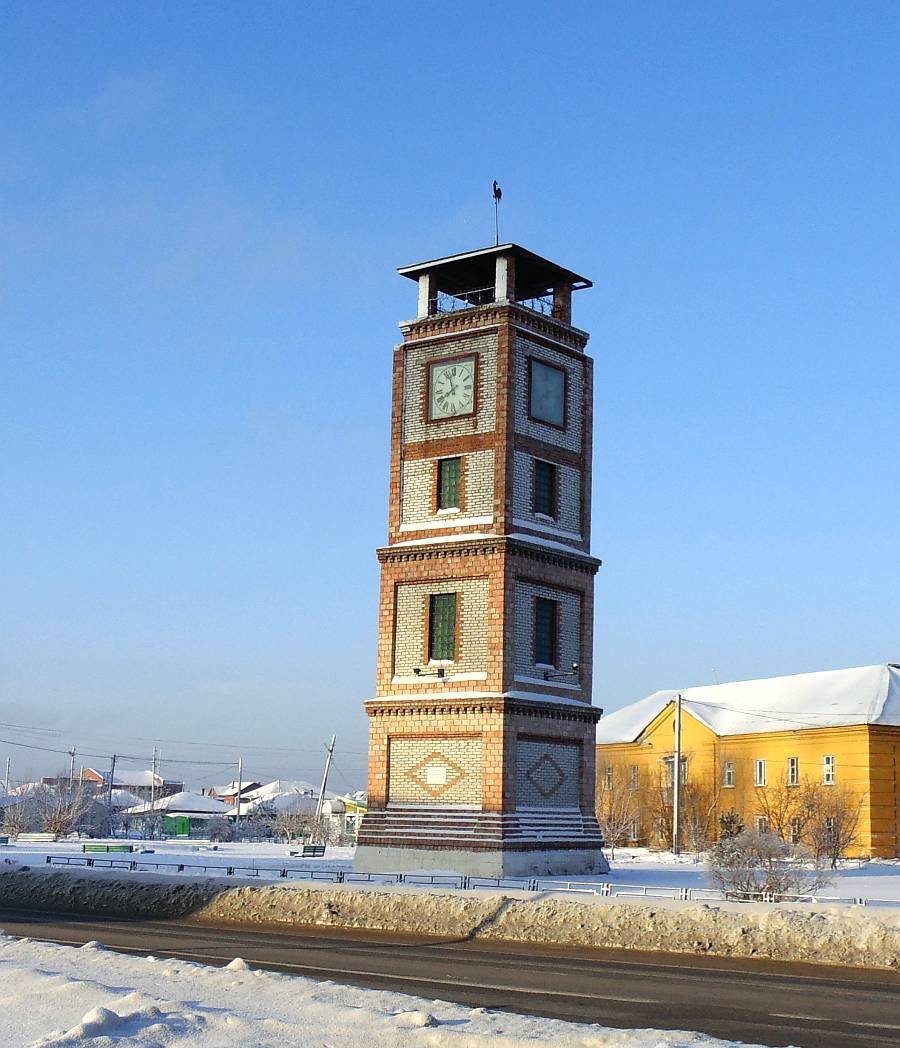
[533,459,556,517]
[428,593,457,661]
[437,457,461,510]
[529,358,566,427]
[534,597,558,666]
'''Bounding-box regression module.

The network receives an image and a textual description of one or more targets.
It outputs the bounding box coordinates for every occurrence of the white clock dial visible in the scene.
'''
[429,357,476,420]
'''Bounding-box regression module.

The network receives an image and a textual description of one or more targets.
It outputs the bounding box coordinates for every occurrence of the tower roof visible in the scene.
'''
[398,244,591,301]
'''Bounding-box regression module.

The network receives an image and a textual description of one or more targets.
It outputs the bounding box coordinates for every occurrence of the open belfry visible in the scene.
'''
[354,244,608,876]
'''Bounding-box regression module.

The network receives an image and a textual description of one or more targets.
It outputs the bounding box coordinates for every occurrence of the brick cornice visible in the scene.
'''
[400,304,589,353]
[364,694,602,723]
[378,534,599,572]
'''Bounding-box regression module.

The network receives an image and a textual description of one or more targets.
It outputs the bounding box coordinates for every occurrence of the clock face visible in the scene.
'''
[429,356,476,420]
[529,359,566,428]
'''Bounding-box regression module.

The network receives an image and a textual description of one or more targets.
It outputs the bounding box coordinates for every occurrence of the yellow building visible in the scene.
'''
[595,664,900,858]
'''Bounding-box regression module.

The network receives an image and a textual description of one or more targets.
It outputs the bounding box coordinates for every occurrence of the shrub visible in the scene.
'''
[708,830,831,899]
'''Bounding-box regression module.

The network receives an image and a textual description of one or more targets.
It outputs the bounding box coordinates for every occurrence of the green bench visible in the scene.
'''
[302,844,326,857]
[82,844,135,853]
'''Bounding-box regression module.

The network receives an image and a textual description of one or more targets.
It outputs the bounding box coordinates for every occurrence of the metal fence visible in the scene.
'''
[40,855,895,907]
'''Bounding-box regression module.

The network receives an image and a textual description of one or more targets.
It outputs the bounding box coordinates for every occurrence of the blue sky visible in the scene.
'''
[2,3,898,788]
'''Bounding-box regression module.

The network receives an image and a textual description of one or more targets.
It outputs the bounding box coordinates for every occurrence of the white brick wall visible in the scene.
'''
[516,738,581,808]
[388,736,483,806]
[401,450,494,526]
[393,577,489,677]
[513,580,581,678]
[403,334,498,444]
[511,451,581,535]
[514,335,583,452]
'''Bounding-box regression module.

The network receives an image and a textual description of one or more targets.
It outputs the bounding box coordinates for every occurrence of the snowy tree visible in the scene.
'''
[594,760,639,857]
[709,831,831,899]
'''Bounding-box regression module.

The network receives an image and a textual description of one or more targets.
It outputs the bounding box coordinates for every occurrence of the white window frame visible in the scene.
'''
[823,755,835,785]
[787,756,799,787]
[789,816,801,845]
[723,760,735,788]
[754,758,766,787]
[630,818,639,841]
[755,815,769,834]
[604,766,613,790]
[630,764,639,789]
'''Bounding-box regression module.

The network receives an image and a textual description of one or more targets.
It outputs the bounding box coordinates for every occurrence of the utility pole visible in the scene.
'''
[107,754,117,838]
[4,757,10,795]
[672,694,683,856]
[234,755,243,839]
[314,735,336,827]
[68,747,77,789]
[150,747,158,807]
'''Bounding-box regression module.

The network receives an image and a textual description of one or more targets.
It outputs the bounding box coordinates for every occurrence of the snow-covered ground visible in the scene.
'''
[0,932,771,1047]
[8,840,900,904]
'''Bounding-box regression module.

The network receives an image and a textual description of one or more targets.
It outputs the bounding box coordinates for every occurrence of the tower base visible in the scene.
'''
[353,843,609,878]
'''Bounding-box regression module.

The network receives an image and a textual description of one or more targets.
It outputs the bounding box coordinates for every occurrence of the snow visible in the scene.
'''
[596,664,900,742]
[0,931,769,1047]
[8,839,900,904]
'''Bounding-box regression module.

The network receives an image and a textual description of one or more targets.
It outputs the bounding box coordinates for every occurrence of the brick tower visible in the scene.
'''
[354,244,608,877]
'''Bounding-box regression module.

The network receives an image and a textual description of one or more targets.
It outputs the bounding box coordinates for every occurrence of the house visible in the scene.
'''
[595,664,900,858]
[322,795,367,840]
[80,768,184,800]
[226,779,321,818]
[209,780,263,806]
[123,790,232,836]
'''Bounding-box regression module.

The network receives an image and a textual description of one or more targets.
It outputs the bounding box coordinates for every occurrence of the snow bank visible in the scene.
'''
[0,932,761,1047]
[1,864,898,969]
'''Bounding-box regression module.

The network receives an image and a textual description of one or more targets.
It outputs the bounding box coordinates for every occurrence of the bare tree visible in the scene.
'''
[595,760,639,858]
[709,830,832,899]
[806,785,866,868]
[1,800,37,837]
[33,778,93,837]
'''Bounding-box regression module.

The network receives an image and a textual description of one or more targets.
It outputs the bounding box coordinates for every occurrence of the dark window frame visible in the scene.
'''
[427,592,458,662]
[533,596,559,667]
[532,458,558,519]
[527,356,568,430]
[436,456,462,511]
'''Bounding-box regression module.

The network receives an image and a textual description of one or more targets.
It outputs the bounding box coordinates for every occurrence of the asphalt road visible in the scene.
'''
[1,909,898,1047]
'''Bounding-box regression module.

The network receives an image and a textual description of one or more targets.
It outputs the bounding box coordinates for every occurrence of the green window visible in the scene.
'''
[533,459,556,517]
[534,597,558,666]
[437,457,461,510]
[428,593,457,661]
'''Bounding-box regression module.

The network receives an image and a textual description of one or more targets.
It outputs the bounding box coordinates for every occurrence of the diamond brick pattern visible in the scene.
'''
[407,751,467,798]
[524,753,566,798]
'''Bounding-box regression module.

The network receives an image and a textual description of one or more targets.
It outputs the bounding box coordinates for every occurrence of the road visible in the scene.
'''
[1,910,898,1047]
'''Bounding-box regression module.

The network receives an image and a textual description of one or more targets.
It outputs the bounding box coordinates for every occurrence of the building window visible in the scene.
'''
[428,593,457,662]
[604,766,613,790]
[723,761,735,788]
[789,816,801,845]
[528,358,567,428]
[823,755,835,785]
[665,756,688,787]
[630,765,639,789]
[754,759,766,787]
[534,597,558,667]
[756,816,769,834]
[787,756,799,787]
[824,816,837,842]
[437,457,461,511]
[533,459,557,518]
[630,818,639,841]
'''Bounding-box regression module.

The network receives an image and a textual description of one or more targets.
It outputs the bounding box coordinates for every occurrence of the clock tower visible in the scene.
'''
[354,244,608,877]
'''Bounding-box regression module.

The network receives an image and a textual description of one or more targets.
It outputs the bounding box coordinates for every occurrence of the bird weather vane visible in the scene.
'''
[492,180,502,245]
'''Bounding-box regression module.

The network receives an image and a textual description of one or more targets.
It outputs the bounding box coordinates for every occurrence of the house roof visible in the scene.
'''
[123,791,231,816]
[83,768,174,788]
[596,664,900,744]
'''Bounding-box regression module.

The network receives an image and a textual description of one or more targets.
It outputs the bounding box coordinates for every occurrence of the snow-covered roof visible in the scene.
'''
[210,780,260,795]
[109,789,144,809]
[596,664,900,744]
[123,791,232,816]
[83,769,173,788]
